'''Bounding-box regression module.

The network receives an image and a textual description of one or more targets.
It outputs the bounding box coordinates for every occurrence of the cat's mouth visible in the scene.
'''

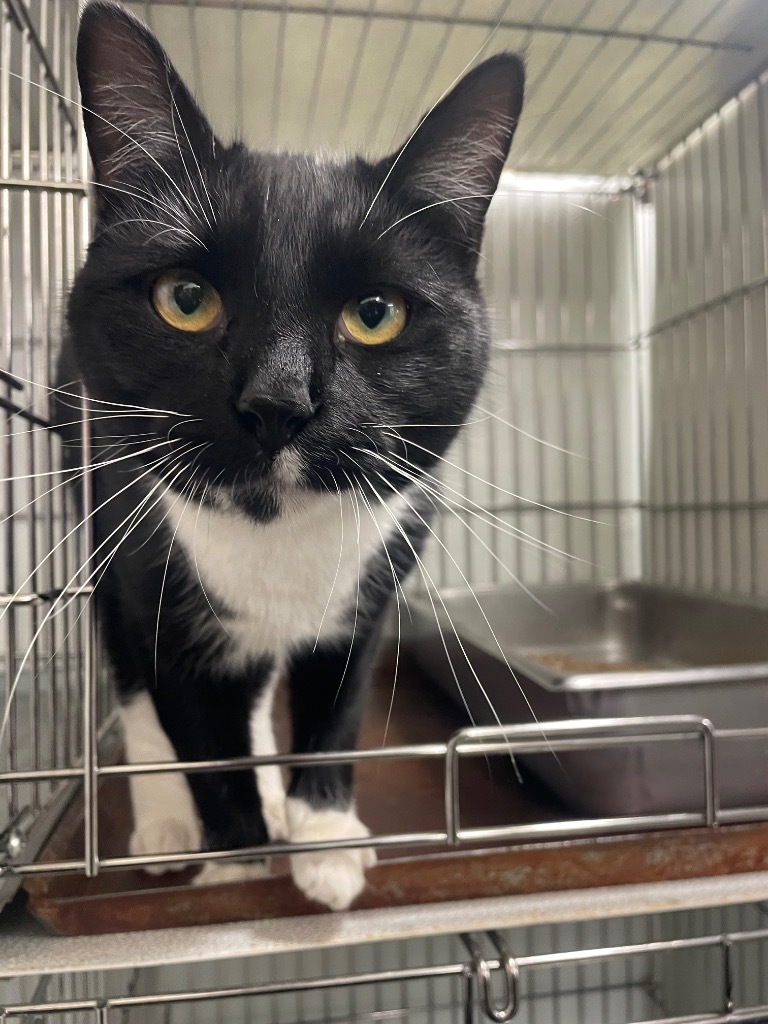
[229,447,306,497]
[264,448,305,490]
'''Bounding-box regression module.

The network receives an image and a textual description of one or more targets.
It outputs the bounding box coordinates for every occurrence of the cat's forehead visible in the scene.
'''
[204,148,404,296]
[230,150,374,230]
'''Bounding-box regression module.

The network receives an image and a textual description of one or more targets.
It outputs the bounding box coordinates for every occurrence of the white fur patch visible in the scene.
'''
[121,692,202,873]
[286,797,376,911]
[249,666,287,840]
[165,487,407,665]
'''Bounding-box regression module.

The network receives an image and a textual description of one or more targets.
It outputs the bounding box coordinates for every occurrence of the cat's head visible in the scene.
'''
[67,0,524,519]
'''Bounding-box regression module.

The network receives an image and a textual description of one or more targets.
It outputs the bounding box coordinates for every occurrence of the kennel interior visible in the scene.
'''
[4,0,768,1021]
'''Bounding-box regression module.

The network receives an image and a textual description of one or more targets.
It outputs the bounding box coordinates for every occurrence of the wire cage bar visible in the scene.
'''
[0,0,95,910]
[1,713,767,882]
[3,904,768,1022]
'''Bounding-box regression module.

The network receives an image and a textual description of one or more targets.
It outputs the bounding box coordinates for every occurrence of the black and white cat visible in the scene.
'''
[58,0,524,910]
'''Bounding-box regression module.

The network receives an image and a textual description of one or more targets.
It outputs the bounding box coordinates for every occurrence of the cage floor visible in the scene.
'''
[21,647,768,935]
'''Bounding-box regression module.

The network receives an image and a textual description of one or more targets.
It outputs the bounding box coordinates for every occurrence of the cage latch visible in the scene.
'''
[462,931,520,1022]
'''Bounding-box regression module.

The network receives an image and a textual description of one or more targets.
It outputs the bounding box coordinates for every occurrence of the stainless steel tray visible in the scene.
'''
[407,582,768,817]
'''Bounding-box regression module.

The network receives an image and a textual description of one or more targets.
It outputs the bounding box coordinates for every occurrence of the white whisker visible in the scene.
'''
[474,403,589,459]
[313,474,346,652]
[358,15,508,229]
[354,446,591,566]
[334,471,363,704]
[376,193,495,240]
[154,463,205,686]
[354,468,478,731]
[363,464,554,768]
[381,431,607,525]
[352,478,410,748]
[0,442,202,744]
[192,472,230,637]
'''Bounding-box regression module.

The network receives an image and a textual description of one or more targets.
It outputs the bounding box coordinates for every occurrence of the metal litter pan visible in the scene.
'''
[408,582,768,818]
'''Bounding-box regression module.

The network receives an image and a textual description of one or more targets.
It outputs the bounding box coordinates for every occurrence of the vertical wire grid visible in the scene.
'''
[20,0,39,814]
[39,0,57,802]
[1,3,18,824]
[0,0,92,879]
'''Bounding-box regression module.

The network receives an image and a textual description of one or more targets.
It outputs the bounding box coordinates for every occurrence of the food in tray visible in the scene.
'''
[531,653,656,675]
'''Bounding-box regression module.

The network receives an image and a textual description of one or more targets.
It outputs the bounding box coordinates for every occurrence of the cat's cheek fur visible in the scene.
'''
[121,692,202,873]
[286,797,376,911]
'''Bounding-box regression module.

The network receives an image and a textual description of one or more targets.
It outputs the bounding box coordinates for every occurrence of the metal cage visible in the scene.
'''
[3,1,768,1022]
[4,904,768,1022]
[0,0,92,901]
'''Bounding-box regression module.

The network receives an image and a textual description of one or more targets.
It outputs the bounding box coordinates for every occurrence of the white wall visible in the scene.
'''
[644,71,768,598]
[423,175,643,592]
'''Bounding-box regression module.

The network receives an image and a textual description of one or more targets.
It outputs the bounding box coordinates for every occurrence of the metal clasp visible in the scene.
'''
[462,931,520,1022]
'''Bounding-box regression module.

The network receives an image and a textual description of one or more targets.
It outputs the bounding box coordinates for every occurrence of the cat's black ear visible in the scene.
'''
[382,54,525,247]
[77,1,216,195]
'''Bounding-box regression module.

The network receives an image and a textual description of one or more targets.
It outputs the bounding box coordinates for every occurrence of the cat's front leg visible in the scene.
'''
[120,690,203,873]
[285,638,378,911]
[249,666,288,841]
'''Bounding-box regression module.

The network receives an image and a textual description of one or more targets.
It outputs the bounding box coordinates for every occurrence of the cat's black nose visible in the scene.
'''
[236,390,315,452]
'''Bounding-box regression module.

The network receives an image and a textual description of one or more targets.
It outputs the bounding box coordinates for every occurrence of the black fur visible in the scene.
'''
[58,1,524,869]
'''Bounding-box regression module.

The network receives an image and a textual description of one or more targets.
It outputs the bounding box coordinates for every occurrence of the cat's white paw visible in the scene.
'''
[193,860,269,886]
[286,798,376,911]
[129,814,202,874]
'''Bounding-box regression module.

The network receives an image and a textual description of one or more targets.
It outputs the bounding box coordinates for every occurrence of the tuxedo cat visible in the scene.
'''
[59,0,524,910]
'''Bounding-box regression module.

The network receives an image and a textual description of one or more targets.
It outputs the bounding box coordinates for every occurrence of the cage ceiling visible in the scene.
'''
[129,0,768,176]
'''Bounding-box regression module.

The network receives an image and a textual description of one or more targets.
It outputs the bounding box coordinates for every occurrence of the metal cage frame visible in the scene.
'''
[3,2,768,1022]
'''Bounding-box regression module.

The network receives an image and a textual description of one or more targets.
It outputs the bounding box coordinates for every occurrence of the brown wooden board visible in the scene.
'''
[22,647,768,935]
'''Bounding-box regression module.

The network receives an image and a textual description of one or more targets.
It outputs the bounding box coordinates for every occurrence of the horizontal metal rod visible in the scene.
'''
[0,177,87,194]
[8,721,764,787]
[98,831,448,871]
[0,765,82,783]
[637,272,768,341]
[716,727,768,740]
[0,585,95,608]
[476,500,639,516]
[457,928,768,973]
[451,716,712,743]
[498,274,768,353]
[144,1,752,52]
[0,708,117,785]
[4,859,87,876]
[98,742,448,776]
[0,393,53,430]
[0,366,25,392]
[492,341,634,354]
[6,961,472,1015]
[474,499,768,516]
[7,929,768,1015]
[717,806,768,824]
[644,500,768,513]
[459,731,705,757]
[457,812,703,844]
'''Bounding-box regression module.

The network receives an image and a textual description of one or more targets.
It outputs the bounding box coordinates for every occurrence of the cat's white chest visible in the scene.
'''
[166,488,405,662]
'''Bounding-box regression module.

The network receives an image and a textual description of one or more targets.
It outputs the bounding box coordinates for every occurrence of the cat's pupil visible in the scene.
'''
[174,281,204,316]
[358,296,387,329]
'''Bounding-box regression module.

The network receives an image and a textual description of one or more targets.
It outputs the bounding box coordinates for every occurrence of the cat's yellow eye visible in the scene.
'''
[338,290,407,346]
[152,270,223,333]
